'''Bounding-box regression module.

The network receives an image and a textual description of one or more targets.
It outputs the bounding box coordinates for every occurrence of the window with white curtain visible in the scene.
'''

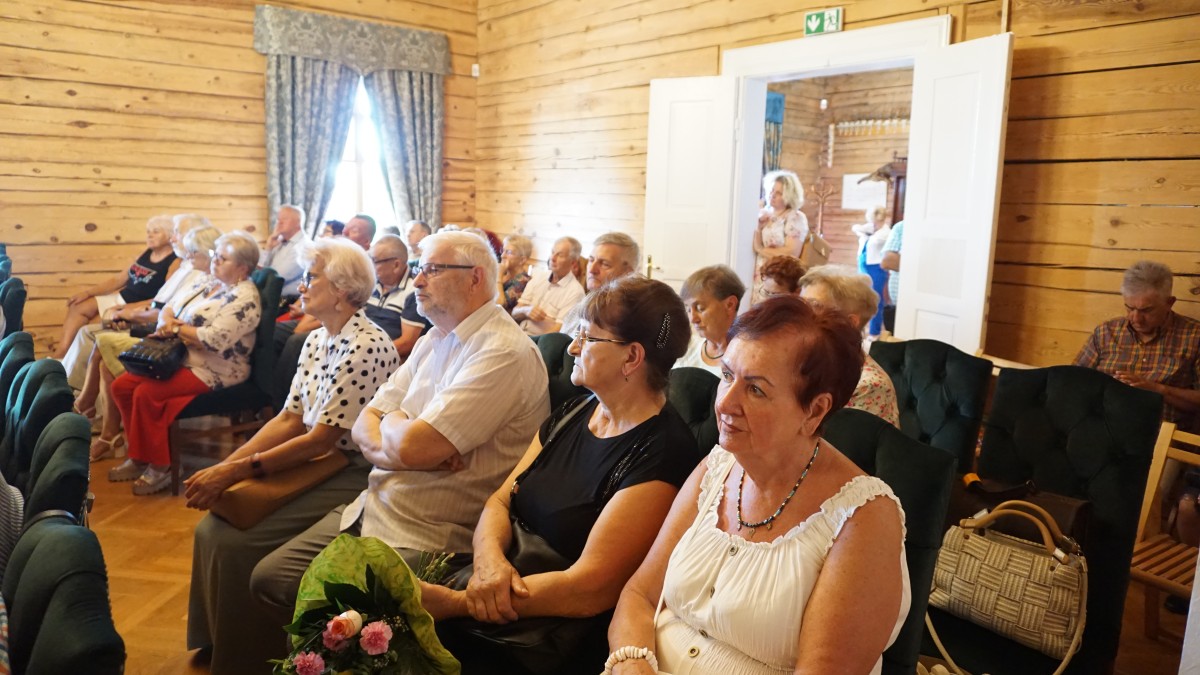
[322,79,397,233]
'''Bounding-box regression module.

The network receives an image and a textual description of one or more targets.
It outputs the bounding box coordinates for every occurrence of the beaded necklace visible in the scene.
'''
[736,440,820,536]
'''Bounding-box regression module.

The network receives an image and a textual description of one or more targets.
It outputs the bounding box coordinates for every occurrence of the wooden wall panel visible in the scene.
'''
[474,1,1197,368]
[0,0,477,355]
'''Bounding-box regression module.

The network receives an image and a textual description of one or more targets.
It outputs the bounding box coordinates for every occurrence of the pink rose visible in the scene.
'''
[292,651,325,675]
[359,620,394,656]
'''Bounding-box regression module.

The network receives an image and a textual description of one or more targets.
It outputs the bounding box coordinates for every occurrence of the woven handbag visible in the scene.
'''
[928,500,1087,675]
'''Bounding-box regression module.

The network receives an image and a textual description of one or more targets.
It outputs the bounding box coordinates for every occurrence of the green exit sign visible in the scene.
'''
[804,8,844,36]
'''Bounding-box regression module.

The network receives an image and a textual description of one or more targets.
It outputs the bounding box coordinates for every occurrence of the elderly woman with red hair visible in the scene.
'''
[606,297,909,675]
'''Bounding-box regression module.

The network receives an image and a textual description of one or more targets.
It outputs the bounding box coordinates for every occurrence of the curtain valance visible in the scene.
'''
[254,5,451,76]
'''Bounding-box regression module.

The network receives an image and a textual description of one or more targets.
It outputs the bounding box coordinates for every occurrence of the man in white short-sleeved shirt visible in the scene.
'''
[251,231,550,613]
[512,236,585,336]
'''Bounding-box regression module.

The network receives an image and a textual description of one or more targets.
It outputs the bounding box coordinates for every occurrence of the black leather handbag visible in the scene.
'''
[117,336,186,380]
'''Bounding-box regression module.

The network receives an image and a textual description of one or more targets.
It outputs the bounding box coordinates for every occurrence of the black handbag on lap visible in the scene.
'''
[441,515,607,674]
[117,336,186,380]
[439,396,606,674]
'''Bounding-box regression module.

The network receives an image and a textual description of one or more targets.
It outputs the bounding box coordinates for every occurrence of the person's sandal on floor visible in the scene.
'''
[90,432,125,463]
[108,458,146,482]
[132,465,171,496]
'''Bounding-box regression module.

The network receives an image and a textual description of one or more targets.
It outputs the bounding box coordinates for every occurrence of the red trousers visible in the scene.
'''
[111,368,210,467]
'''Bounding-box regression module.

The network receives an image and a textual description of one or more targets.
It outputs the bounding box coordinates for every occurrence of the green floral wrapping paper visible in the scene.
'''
[293,534,460,675]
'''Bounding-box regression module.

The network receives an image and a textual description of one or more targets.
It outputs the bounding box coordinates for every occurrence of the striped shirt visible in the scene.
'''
[1074,312,1200,431]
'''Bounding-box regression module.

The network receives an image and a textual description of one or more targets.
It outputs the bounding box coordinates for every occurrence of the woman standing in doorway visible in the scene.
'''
[752,170,809,303]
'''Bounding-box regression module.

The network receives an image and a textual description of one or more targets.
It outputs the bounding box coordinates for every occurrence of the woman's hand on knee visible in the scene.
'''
[464,556,526,624]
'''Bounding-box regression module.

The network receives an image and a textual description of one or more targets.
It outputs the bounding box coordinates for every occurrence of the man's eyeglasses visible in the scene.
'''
[415,263,475,278]
[572,329,630,346]
[371,256,400,266]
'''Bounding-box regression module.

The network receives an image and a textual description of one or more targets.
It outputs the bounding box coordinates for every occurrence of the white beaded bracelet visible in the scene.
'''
[603,645,659,673]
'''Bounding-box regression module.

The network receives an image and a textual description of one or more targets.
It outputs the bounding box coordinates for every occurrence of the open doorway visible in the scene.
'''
[644,16,1013,353]
[765,67,912,268]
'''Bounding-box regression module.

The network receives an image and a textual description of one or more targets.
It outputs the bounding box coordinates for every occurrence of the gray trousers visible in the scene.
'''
[186,457,371,675]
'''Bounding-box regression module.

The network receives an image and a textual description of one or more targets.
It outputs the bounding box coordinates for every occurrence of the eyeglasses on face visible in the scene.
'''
[207,249,227,264]
[571,329,630,346]
[302,270,320,287]
[371,256,400,266]
[415,263,475,278]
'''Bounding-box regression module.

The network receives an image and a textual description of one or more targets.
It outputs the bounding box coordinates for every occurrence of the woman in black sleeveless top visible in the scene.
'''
[53,215,179,358]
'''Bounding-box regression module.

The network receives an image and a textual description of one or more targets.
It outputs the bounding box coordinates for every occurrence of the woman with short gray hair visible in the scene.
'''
[185,236,400,674]
[798,265,899,427]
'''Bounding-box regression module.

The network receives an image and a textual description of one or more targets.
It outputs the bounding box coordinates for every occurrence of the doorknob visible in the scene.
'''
[645,255,663,279]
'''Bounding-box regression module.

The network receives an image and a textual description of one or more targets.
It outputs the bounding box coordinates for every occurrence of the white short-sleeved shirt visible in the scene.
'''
[516,269,585,336]
[284,310,400,453]
[657,448,909,674]
[340,302,551,553]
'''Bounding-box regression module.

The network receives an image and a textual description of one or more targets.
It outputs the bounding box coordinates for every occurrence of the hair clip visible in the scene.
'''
[655,313,671,349]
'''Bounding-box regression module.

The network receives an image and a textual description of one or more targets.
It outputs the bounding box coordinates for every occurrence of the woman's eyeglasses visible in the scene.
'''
[572,329,630,346]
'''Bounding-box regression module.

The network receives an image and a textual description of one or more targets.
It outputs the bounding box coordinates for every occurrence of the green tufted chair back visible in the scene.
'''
[870,339,992,473]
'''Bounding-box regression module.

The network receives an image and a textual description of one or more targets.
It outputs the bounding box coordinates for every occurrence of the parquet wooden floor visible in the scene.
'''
[88,457,1187,675]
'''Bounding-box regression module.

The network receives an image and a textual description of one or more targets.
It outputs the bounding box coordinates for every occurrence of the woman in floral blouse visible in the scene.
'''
[107,231,263,496]
[797,265,900,427]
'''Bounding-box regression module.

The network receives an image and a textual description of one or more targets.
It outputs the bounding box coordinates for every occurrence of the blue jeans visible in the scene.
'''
[859,247,888,336]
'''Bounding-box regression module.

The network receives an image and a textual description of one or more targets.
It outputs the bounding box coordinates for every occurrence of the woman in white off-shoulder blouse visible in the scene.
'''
[607,296,909,675]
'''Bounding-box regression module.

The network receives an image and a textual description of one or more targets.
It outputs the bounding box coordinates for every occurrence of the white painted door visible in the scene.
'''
[893,33,1013,353]
[643,77,764,292]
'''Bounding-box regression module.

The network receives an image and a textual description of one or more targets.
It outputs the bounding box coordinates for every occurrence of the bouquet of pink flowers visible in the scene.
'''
[271,535,459,675]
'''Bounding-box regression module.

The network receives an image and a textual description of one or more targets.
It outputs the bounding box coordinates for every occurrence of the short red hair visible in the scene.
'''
[727,296,864,418]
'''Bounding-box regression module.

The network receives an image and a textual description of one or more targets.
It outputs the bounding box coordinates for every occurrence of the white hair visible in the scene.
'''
[422,230,499,300]
[299,237,376,307]
[146,214,175,235]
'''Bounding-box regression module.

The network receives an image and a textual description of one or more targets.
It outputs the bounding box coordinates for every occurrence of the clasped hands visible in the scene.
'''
[464,554,530,623]
[183,460,248,510]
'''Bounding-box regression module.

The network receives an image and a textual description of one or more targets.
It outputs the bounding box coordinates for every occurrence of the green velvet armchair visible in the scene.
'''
[923,365,1162,674]
[823,407,957,675]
